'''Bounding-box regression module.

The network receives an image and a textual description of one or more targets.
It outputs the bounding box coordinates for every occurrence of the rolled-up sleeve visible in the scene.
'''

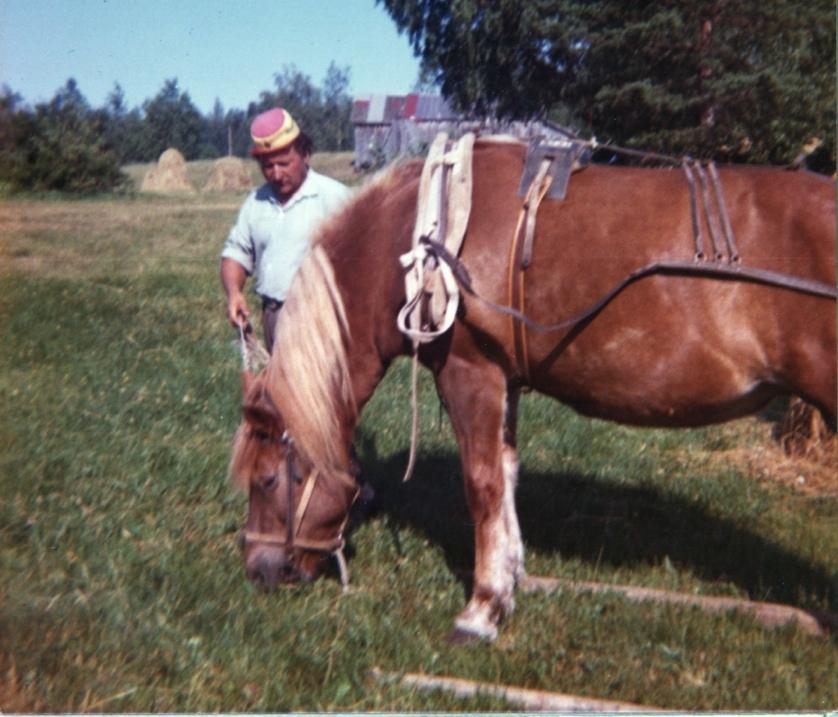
[221,195,256,274]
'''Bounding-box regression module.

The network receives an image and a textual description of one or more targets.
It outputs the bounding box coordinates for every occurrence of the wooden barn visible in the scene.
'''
[351,93,572,168]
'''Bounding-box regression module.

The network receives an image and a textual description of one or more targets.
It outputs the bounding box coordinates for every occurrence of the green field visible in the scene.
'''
[1,162,836,711]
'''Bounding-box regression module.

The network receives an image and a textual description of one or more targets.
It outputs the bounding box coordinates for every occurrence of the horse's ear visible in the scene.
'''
[240,372,280,433]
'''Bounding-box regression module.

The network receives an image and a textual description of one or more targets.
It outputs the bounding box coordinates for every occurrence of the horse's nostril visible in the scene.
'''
[279,562,298,580]
[247,554,283,592]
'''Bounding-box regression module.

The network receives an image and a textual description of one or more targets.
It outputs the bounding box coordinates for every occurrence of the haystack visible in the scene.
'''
[203,156,253,193]
[141,148,195,193]
[777,397,834,459]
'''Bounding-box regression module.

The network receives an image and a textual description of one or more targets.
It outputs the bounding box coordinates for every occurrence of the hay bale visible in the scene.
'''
[203,156,253,193]
[141,148,195,193]
[778,397,833,458]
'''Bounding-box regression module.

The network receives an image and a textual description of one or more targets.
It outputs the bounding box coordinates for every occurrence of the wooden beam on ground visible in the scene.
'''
[520,575,836,637]
[370,668,662,712]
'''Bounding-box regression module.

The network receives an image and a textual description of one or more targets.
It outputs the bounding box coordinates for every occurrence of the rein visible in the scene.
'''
[422,236,837,342]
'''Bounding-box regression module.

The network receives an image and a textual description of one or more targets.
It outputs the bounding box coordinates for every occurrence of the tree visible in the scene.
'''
[1,79,127,194]
[251,64,354,152]
[141,79,204,160]
[103,83,146,163]
[256,65,324,145]
[321,62,353,151]
[225,107,251,158]
[202,98,229,158]
[379,0,836,169]
[0,85,26,188]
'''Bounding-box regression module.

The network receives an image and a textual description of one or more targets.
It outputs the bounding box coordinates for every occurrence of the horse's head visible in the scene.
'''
[230,371,359,590]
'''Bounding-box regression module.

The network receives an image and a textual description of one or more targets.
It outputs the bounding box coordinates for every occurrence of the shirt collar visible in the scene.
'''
[262,168,318,208]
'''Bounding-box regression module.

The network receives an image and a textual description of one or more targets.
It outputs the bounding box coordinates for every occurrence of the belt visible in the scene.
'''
[261,297,284,311]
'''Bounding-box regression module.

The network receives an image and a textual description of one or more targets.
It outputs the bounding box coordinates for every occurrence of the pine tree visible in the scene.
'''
[3,79,127,193]
[379,0,835,169]
[141,79,204,161]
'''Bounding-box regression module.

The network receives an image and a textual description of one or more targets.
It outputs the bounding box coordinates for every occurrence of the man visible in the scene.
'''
[221,107,351,352]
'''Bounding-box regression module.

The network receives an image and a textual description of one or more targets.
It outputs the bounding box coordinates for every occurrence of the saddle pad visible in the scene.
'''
[398,132,475,344]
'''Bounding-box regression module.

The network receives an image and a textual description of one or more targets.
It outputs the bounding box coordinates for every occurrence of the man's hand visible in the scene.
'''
[227,292,251,329]
[220,257,251,329]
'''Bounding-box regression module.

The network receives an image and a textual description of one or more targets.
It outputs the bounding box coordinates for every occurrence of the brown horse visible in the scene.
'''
[229,138,836,641]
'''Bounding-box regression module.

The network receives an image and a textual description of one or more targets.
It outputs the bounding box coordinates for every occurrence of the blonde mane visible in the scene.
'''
[258,162,422,479]
[264,243,356,477]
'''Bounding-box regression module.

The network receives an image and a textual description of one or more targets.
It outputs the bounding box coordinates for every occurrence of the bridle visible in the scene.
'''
[239,431,359,589]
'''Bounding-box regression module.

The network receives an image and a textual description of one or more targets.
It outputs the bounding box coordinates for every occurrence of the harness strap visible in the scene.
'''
[707,162,740,262]
[522,160,555,269]
[508,161,555,385]
[398,132,475,343]
[240,530,345,554]
[694,162,726,260]
[293,470,318,538]
[423,237,837,340]
[682,162,705,259]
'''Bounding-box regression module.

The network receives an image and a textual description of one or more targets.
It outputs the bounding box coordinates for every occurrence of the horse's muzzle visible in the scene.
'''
[246,548,307,591]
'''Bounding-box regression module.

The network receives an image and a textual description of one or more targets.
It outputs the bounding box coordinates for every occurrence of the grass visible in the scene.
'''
[1,168,836,711]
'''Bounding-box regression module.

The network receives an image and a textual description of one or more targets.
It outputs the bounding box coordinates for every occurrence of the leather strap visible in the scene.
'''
[424,237,836,339]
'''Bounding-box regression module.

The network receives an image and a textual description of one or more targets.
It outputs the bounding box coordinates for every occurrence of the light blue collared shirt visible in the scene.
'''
[221,168,351,301]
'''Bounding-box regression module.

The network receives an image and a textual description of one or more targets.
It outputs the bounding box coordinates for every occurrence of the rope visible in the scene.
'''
[402,343,421,482]
[334,547,350,592]
[238,321,270,372]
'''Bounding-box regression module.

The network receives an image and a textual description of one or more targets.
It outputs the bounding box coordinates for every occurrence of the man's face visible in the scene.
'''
[258,145,309,201]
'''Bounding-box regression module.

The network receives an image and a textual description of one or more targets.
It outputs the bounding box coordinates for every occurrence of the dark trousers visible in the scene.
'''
[261,299,283,354]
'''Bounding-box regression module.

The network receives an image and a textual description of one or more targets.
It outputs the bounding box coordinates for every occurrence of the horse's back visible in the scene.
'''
[459,140,836,426]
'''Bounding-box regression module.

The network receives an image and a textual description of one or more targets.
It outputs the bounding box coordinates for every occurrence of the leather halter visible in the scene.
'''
[240,431,359,587]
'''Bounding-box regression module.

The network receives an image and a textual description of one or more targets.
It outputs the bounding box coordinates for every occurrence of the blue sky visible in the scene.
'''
[0,0,423,113]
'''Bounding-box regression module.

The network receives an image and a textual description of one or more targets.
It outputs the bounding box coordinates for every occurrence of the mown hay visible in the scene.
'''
[777,397,834,459]
[141,148,195,193]
[203,156,253,193]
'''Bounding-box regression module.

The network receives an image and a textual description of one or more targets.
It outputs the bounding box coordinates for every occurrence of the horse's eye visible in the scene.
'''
[261,474,278,491]
[252,429,270,445]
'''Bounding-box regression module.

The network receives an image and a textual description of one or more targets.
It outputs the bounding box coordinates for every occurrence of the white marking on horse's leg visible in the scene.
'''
[501,384,525,584]
[501,443,525,583]
[454,600,501,641]
[454,387,524,640]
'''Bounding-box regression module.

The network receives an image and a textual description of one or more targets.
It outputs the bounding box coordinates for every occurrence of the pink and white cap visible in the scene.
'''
[249,108,301,155]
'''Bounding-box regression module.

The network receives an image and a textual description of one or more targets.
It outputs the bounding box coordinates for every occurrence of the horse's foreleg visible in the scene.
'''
[435,357,524,641]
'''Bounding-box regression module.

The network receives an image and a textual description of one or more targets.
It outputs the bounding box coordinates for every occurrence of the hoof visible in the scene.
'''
[449,614,499,643]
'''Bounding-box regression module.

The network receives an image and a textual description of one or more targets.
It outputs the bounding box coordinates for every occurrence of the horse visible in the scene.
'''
[228,137,836,642]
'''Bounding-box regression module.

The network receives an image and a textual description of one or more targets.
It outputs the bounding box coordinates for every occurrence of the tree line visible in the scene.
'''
[379,0,835,173]
[2,2,835,194]
[0,63,354,194]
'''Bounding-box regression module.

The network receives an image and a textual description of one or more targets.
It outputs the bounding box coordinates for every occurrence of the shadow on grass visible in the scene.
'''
[353,438,837,617]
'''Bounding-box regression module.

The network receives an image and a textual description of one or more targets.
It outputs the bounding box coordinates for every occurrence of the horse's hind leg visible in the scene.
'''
[435,356,525,641]
[782,304,837,429]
